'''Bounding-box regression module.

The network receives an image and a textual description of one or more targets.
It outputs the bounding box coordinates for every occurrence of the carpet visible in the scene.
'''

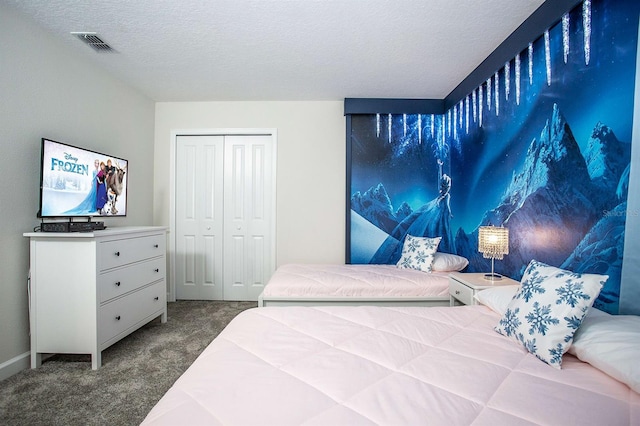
[0,300,256,426]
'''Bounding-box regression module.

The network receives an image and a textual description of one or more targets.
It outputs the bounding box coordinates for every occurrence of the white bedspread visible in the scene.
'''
[142,305,639,425]
[260,264,450,298]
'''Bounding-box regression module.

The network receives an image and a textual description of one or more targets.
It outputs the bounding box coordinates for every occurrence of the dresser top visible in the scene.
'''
[24,225,167,239]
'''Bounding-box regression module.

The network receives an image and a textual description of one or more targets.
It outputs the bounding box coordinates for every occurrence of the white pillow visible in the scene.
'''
[568,312,640,393]
[431,252,469,272]
[474,285,519,315]
[494,260,607,369]
[396,235,441,273]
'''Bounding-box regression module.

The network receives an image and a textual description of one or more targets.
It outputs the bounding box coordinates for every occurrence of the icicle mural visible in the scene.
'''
[584,0,592,65]
[505,61,510,101]
[515,53,521,105]
[563,13,571,64]
[348,0,639,314]
[545,30,552,85]
[494,71,500,115]
[479,85,483,127]
[403,114,407,137]
[528,43,534,85]
[430,114,435,138]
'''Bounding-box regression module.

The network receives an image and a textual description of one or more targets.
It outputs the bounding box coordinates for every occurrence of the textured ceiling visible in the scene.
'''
[3,0,545,102]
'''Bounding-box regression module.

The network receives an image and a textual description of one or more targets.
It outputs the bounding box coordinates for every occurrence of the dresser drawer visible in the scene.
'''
[98,233,166,271]
[449,278,474,305]
[98,257,165,303]
[99,281,166,346]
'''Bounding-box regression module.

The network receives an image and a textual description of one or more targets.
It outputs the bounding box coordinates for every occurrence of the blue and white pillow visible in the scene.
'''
[396,235,441,273]
[494,259,607,369]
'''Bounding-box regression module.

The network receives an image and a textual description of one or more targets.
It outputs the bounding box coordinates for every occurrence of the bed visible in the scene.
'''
[142,301,640,425]
[257,263,458,307]
[257,237,469,307]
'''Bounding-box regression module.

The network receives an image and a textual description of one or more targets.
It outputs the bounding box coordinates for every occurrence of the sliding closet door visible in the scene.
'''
[223,135,274,301]
[174,133,275,301]
[175,135,225,300]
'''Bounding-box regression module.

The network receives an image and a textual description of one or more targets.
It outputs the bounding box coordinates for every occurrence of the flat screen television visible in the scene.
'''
[38,138,128,218]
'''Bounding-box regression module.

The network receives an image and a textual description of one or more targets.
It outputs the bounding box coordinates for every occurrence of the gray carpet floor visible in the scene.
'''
[0,300,257,426]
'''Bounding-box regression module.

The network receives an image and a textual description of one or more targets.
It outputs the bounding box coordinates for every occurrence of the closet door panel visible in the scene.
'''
[176,135,224,300]
[223,135,273,301]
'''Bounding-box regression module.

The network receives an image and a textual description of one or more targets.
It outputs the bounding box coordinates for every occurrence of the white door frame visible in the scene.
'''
[168,128,278,302]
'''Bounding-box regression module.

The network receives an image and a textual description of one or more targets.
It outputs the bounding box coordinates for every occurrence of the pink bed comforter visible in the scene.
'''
[142,305,639,425]
[260,264,450,298]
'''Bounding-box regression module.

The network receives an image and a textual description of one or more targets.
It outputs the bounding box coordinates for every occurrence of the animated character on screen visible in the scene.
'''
[105,160,126,214]
[62,159,99,215]
[96,161,108,215]
[105,159,116,180]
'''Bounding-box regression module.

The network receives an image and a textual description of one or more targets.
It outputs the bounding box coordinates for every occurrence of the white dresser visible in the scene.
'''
[24,226,168,370]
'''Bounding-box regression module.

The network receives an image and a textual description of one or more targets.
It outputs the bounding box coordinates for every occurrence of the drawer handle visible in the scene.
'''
[455,290,460,295]
[154,244,159,248]
[115,281,121,287]
[115,315,121,321]
[115,251,120,257]
[154,268,160,273]
[154,296,159,301]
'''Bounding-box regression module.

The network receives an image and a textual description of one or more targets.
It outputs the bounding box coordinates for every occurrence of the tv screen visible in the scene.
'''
[38,138,128,218]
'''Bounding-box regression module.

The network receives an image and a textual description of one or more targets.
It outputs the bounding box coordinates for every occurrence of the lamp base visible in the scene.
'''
[483,273,503,281]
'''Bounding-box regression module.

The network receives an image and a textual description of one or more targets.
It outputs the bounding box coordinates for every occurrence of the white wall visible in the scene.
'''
[154,102,346,269]
[0,4,155,377]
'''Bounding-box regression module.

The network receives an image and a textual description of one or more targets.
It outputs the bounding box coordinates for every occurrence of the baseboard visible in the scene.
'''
[0,351,30,381]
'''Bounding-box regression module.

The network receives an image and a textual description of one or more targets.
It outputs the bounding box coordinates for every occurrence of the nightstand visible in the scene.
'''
[449,272,519,306]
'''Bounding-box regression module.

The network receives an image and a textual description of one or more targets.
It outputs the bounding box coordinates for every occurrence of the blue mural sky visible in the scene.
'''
[456,0,639,232]
[351,0,639,234]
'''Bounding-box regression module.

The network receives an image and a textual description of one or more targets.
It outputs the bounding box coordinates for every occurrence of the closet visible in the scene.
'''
[174,134,275,301]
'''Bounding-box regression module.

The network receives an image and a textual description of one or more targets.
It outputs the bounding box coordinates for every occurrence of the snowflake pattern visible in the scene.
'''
[399,256,413,269]
[555,277,591,307]
[415,250,429,264]
[407,239,420,253]
[548,343,564,365]
[514,332,538,355]
[563,315,582,343]
[494,260,606,369]
[396,235,441,273]
[518,269,546,302]
[525,301,560,335]
[497,307,521,336]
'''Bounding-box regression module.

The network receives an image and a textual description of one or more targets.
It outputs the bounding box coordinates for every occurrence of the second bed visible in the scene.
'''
[258,263,453,307]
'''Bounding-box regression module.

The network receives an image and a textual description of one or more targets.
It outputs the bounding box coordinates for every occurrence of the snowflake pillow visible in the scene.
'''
[494,259,607,369]
[396,235,441,273]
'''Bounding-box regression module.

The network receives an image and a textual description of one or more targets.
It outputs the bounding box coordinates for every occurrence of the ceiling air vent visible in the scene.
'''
[71,32,115,52]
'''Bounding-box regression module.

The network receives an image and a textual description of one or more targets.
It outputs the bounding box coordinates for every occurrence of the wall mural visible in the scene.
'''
[348,0,639,314]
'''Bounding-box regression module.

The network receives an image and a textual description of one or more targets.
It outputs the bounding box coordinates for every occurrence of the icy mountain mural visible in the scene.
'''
[461,105,599,270]
[395,202,413,223]
[350,181,453,263]
[348,0,638,314]
[455,104,630,313]
[584,122,629,206]
[370,194,454,264]
[351,183,408,235]
[562,201,627,313]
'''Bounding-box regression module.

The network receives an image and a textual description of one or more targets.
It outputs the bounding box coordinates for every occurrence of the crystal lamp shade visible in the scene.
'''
[478,226,509,260]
